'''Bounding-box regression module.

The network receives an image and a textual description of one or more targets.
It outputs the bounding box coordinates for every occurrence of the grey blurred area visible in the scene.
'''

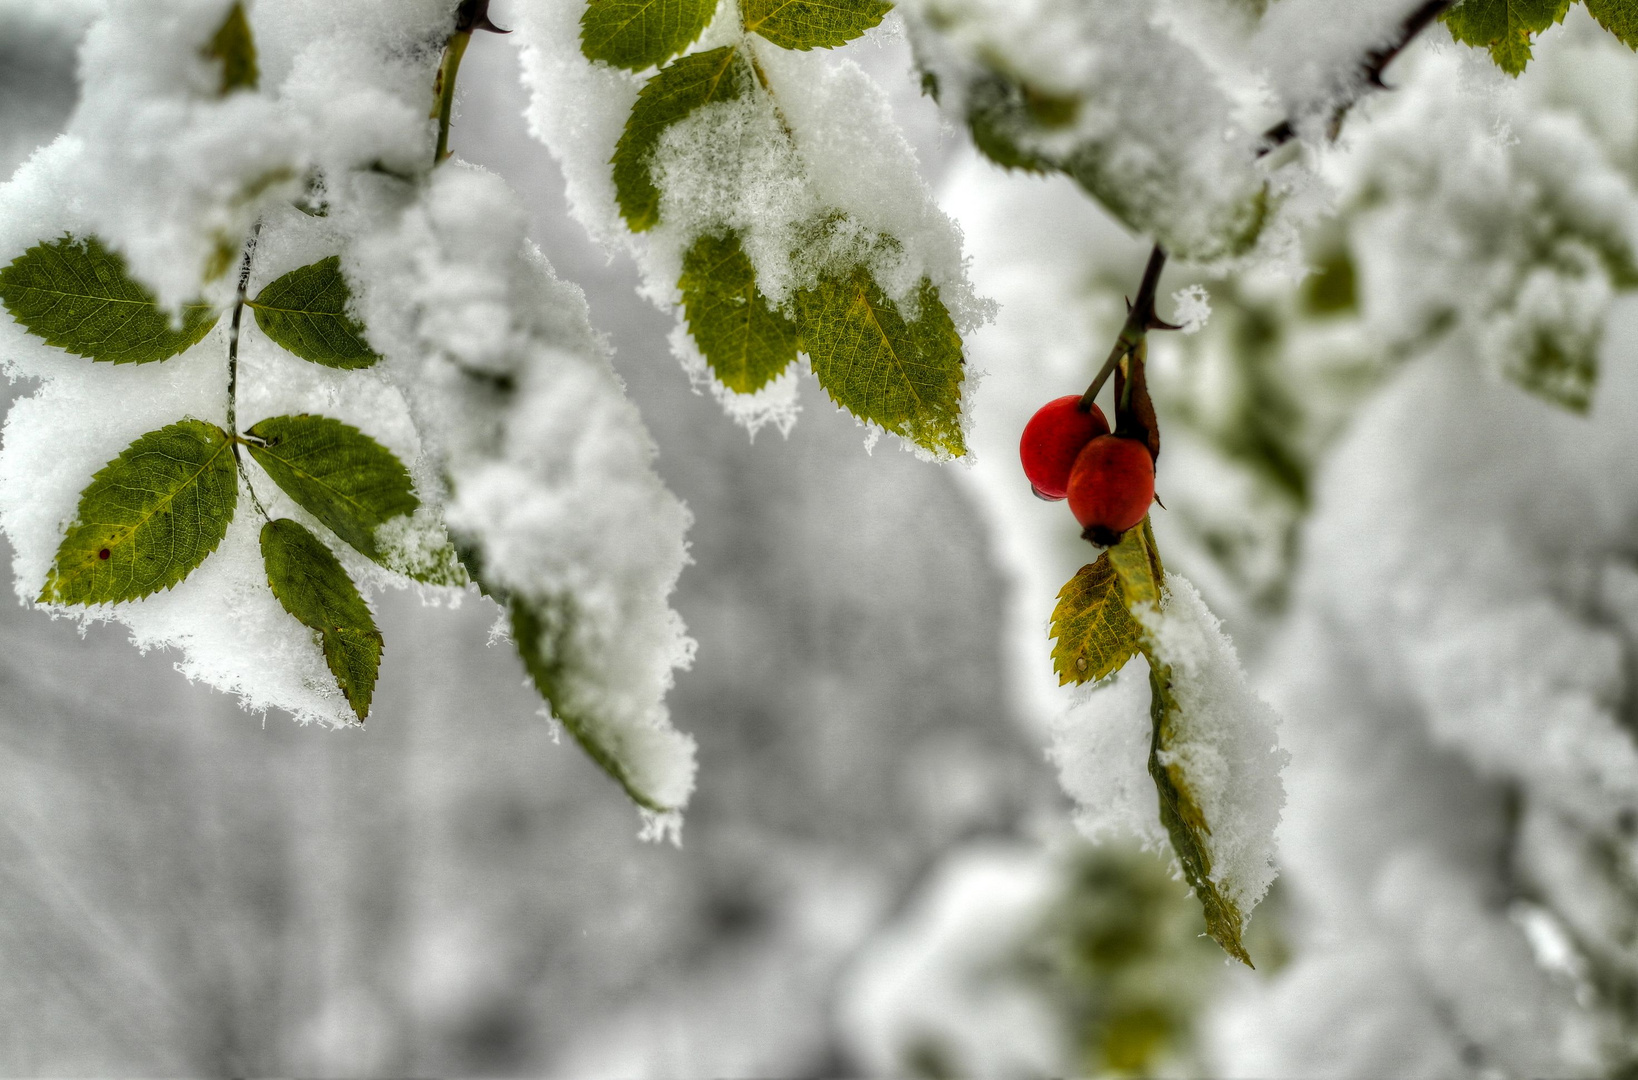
[0,10,1052,1075]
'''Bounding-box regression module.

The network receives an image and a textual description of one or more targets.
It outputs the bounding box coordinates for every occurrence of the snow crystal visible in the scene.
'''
[1172,284,1212,335]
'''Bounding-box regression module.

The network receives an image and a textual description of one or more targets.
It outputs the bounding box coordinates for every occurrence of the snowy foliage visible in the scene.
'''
[0,0,698,821]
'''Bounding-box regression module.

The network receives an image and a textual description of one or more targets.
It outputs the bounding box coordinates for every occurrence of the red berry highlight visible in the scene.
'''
[1067,435,1155,545]
[1019,396,1110,501]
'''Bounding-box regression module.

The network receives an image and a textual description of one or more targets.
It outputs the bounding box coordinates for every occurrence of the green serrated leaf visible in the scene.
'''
[203,1,258,95]
[247,256,378,369]
[678,231,798,393]
[0,236,219,364]
[244,414,419,562]
[965,75,1059,174]
[1441,0,1572,75]
[613,45,750,232]
[1051,555,1143,685]
[1585,0,1638,47]
[41,420,238,605]
[260,518,382,722]
[742,0,891,49]
[1147,662,1253,967]
[795,269,967,458]
[508,594,676,812]
[579,0,717,70]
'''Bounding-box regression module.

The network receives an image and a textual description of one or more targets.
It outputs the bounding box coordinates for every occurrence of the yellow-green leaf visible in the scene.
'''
[678,231,798,393]
[261,518,382,722]
[41,420,238,605]
[612,45,750,232]
[742,0,892,50]
[579,0,717,70]
[244,414,418,562]
[0,235,218,364]
[1441,0,1572,75]
[795,268,967,458]
[247,256,378,369]
[1105,518,1164,610]
[203,1,259,95]
[1050,555,1142,685]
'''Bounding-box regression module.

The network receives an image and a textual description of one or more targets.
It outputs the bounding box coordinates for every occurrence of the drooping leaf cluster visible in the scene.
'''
[583,0,969,458]
[1050,520,1256,967]
[0,233,418,724]
[1442,0,1638,74]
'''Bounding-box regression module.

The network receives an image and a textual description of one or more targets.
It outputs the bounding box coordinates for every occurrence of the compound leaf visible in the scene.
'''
[678,231,797,393]
[203,1,259,95]
[0,236,218,364]
[245,415,419,562]
[613,45,750,232]
[1586,0,1638,46]
[580,0,717,70]
[1051,555,1142,685]
[1441,0,1572,74]
[248,256,378,369]
[41,420,237,605]
[742,0,892,49]
[260,517,382,722]
[795,269,967,458]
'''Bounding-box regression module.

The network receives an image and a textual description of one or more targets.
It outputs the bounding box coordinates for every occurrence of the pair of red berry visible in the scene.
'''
[1020,395,1155,544]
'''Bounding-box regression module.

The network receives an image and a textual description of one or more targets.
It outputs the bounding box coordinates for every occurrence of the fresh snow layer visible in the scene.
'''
[512,3,986,446]
[353,164,698,813]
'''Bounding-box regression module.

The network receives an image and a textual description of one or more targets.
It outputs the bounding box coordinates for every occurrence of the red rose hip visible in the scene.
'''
[1067,435,1155,545]
[1019,396,1110,500]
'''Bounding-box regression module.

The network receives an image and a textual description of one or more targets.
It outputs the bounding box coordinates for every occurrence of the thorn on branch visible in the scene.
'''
[456,0,510,34]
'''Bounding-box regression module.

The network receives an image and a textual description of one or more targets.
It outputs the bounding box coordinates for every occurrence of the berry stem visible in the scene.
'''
[432,0,510,166]
[1080,243,1170,411]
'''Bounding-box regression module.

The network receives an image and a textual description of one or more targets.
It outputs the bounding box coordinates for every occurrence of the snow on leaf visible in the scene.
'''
[613,45,751,232]
[0,235,219,364]
[1441,0,1572,75]
[247,256,379,369]
[579,0,718,71]
[506,593,676,813]
[678,230,798,393]
[244,414,419,563]
[742,0,893,50]
[796,269,967,458]
[1585,0,1638,46]
[1101,520,1281,967]
[260,517,382,723]
[1146,661,1254,967]
[203,1,258,96]
[1050,554,1142,686]
[40,420,238,606]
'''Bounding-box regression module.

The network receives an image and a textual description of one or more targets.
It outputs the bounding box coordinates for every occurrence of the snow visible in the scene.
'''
[352,164,699,813]
[1049,663,1168,850]
[836,843,1064,1079]
[513,4,985,445]
[1142,574,1288,921]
